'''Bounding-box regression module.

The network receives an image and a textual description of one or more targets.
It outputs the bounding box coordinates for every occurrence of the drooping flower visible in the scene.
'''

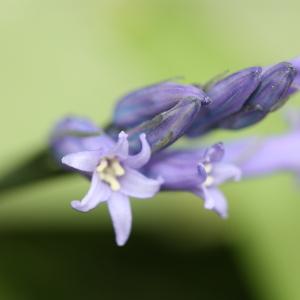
[145,143,241,218]
[61,131,162,246]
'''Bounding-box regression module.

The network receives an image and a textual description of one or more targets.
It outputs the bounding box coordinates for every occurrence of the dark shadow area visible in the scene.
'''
[0,230,253,300]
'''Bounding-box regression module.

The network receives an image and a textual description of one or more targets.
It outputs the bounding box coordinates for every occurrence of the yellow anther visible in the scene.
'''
[96,159,108,173]
[111,160,125,176]
[100,173,121,191]
[97,157,125,191]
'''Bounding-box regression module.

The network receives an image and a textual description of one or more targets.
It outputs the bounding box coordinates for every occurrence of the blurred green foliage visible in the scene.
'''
[0,0,300,299]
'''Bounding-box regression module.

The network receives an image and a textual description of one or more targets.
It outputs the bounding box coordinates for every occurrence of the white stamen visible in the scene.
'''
[204,163,213,173]
[204,175,214,187]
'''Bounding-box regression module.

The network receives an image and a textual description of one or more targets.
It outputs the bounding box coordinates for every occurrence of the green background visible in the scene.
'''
[1,0,300,299]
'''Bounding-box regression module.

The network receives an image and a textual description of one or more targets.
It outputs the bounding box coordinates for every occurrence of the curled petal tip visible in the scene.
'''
[156,176,165,185]
[125,133,151,169]
[71,200,87,212]
[119,131,128,138]
[219,212,228,219]
[204,200,214,210]
[139,133,146,139]
[204,143,225,163]
[234,168,242,181]
[116,238,128,247]
[115,232,128,246]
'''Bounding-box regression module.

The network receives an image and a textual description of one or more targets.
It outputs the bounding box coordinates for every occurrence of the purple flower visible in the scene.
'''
[288,57,300,95]
[187,58,300,136]
[113,81,211,128]
[61,131,162,246]
[186,67,262,136]
[146,143,241,218]
[127,97,203,154]
[50,116,114,162]
[222,62,297,129]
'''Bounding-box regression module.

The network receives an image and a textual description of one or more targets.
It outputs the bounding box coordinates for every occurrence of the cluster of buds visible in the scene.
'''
[50,56,300,246]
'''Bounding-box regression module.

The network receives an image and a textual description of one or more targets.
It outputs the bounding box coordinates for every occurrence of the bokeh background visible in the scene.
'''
[1,0,300,299]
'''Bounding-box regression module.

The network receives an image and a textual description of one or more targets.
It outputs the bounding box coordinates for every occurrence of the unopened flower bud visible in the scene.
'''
[50,116,113,161]
[128,97,202,153]
[113,81,210,128]
[221,62,297,129]
[287,57,300,96]
[186,67,262,137]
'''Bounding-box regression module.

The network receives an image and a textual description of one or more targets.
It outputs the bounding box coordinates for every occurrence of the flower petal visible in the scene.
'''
[204,143,225,163]
[125,133,151,169]
[196,187,228,218]
[71,172,111,212]
[107,192,132,246]
[120,168,162,198]
[62,150,104,172]
[112,131,129,159]
[212,163,242,185]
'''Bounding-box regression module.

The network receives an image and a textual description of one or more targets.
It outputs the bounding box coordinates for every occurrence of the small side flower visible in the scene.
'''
[146,143,241,218]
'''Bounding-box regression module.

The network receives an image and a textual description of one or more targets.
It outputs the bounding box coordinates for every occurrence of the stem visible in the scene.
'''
[0,149,70,194]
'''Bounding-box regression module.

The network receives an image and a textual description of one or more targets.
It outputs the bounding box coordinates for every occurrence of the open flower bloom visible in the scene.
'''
[61,131,162,246]
[146,143,241,218]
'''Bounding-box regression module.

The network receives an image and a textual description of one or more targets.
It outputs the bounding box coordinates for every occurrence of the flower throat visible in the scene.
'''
[96,157,125,191]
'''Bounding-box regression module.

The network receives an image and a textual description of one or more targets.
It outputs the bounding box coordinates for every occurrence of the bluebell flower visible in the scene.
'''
[113,81,211,128]
[127,97,203,153]
[186,66,262,136]
[145,143,241,218]
[222,62,297,129]
[288,57,300,95]
[60,131,162,246]
[187,58,300,136]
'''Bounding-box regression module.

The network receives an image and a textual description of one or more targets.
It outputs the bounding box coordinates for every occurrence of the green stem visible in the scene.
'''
[0,149,69,194]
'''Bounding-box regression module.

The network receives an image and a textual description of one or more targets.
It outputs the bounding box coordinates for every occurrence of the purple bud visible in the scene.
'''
[186,67,262,137]
[113,81,210,128]
[221,62,297,129]
[127,97,202,154]
[50,116,114,162]
[287,57,300,96]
